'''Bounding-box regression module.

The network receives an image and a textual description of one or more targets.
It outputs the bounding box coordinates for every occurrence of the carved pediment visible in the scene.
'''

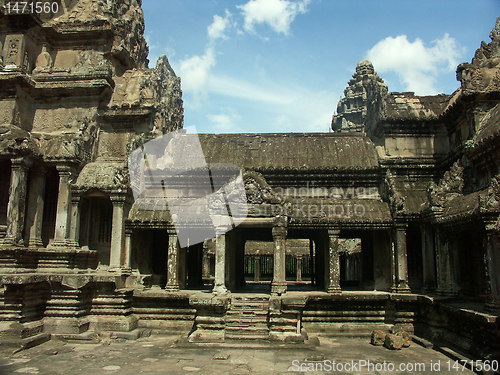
[384,170,406,214]
[427,160,464,208]
[243,171,281,205]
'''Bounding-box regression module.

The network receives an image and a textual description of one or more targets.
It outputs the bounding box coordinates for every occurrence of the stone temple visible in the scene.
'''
[0,0,498,362]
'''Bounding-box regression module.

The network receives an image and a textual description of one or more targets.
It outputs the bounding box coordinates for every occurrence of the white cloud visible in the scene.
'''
[366,33,465,95]
[207,112,243,133]
[208,10,232,41]
[179,47,216,104]
[238,0,310,35]
[208,74,294,105]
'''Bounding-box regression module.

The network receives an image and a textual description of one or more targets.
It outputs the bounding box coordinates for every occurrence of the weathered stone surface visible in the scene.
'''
[370,330,386,346]
[384,333,404,350]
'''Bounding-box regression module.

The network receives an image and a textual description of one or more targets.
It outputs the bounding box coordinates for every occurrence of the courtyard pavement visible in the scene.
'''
[0,334,477,375]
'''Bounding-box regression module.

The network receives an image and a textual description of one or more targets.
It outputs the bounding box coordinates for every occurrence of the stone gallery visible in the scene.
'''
[0,0,498,362]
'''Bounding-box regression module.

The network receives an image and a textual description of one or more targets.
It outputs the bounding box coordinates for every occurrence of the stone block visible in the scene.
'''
[370,330,386,346]
[398,331,411,347]
[384,333,404,350]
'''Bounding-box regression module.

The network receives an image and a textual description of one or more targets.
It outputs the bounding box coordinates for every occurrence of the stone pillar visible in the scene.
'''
[213,231,227,294]
[26,167,46,248]
[123,228,132,271]
[66,194,81,248]
[327,230,341,294]
[2,158,29,246]
[484,224,500,314]
[254,255,261,282]
[271,220,287,295]
[435,228,457,296]
[202,241,210,279]
[166,228,180,291]
[421,225,436,292]
[309,239,315,286]
[391,225,410,293]
[296,255,303,282]
[50,165,73,247]
[109,194,126,269]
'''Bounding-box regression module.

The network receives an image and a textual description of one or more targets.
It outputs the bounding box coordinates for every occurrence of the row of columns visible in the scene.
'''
[0,158,130,271]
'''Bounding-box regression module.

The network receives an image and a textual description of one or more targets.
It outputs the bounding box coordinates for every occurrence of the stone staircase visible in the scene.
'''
[224,295,270,341]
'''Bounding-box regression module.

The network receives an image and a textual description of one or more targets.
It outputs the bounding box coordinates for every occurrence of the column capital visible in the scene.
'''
[166,227,178,236]
[55,164,73,175]
[394,223,408,230]
[327,229,340,237]
[110,193,126,204]
[10,157,31,170]
[272,225,287,238]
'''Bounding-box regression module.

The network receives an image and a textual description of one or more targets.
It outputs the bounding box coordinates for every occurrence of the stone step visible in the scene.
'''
[226,321,268,327]
[226,318,268,325]
[225,334,270,341]
[226,310,267,317]
[231,303,269,309]
[225,326,269,334]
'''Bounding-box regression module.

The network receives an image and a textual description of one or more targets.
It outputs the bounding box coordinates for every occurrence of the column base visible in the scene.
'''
[212,284,227,294]
[327,286,342,295]
[165,284,180,292]
[391,284,411,294]
[0,237,22,247]
[271,281,287,295]
[28,239,44,248]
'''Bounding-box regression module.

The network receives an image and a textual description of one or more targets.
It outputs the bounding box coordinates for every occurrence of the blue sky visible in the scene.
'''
[143,0,499,133]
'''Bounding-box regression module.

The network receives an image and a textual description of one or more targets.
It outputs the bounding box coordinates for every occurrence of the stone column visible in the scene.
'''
[26,167,46,248]
[271,221,287,295]
[309,239,315,286]
[66,194,81,248]
[327,230,341,294]
[254,255,261,282]
[296,255,303,282]
[484,224,500,314]
[213,231,227,294]
[435,228,457,296]
[202,241,210,279]
[109,194,126,269]
[123,228,132,271]
[166,228,180,291]
[50,165,73,247]
[421,225,436,292]
[391,225,410,293]
[2,158,29,246]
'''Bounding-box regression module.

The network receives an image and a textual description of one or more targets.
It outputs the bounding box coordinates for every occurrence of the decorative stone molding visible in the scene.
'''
[427,160,464,208]
[385,170,406,214]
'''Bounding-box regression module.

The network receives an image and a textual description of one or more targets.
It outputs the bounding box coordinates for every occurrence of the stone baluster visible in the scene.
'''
[484,223,500,314]
[254,255,261,282]
[202,241,210,279]
[49,165,73,247]
[420,224,437,292]
[271,218,287,295]
[435,228,457,296]
[123,227,132,271]
[66,193,81,248]
[26,166,46,248]
[296,255,303,282]
[213,229,227,294]
[327,230,341,294]
[165,228,180,291]
[391,225,410,293]
[1,158,29,246]
[109,194,126,270]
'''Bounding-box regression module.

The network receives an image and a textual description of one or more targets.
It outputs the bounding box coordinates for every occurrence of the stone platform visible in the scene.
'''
[0,334,478,375]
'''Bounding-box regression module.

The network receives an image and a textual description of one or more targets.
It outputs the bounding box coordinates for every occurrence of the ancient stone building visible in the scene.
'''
[0,1,498,361]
